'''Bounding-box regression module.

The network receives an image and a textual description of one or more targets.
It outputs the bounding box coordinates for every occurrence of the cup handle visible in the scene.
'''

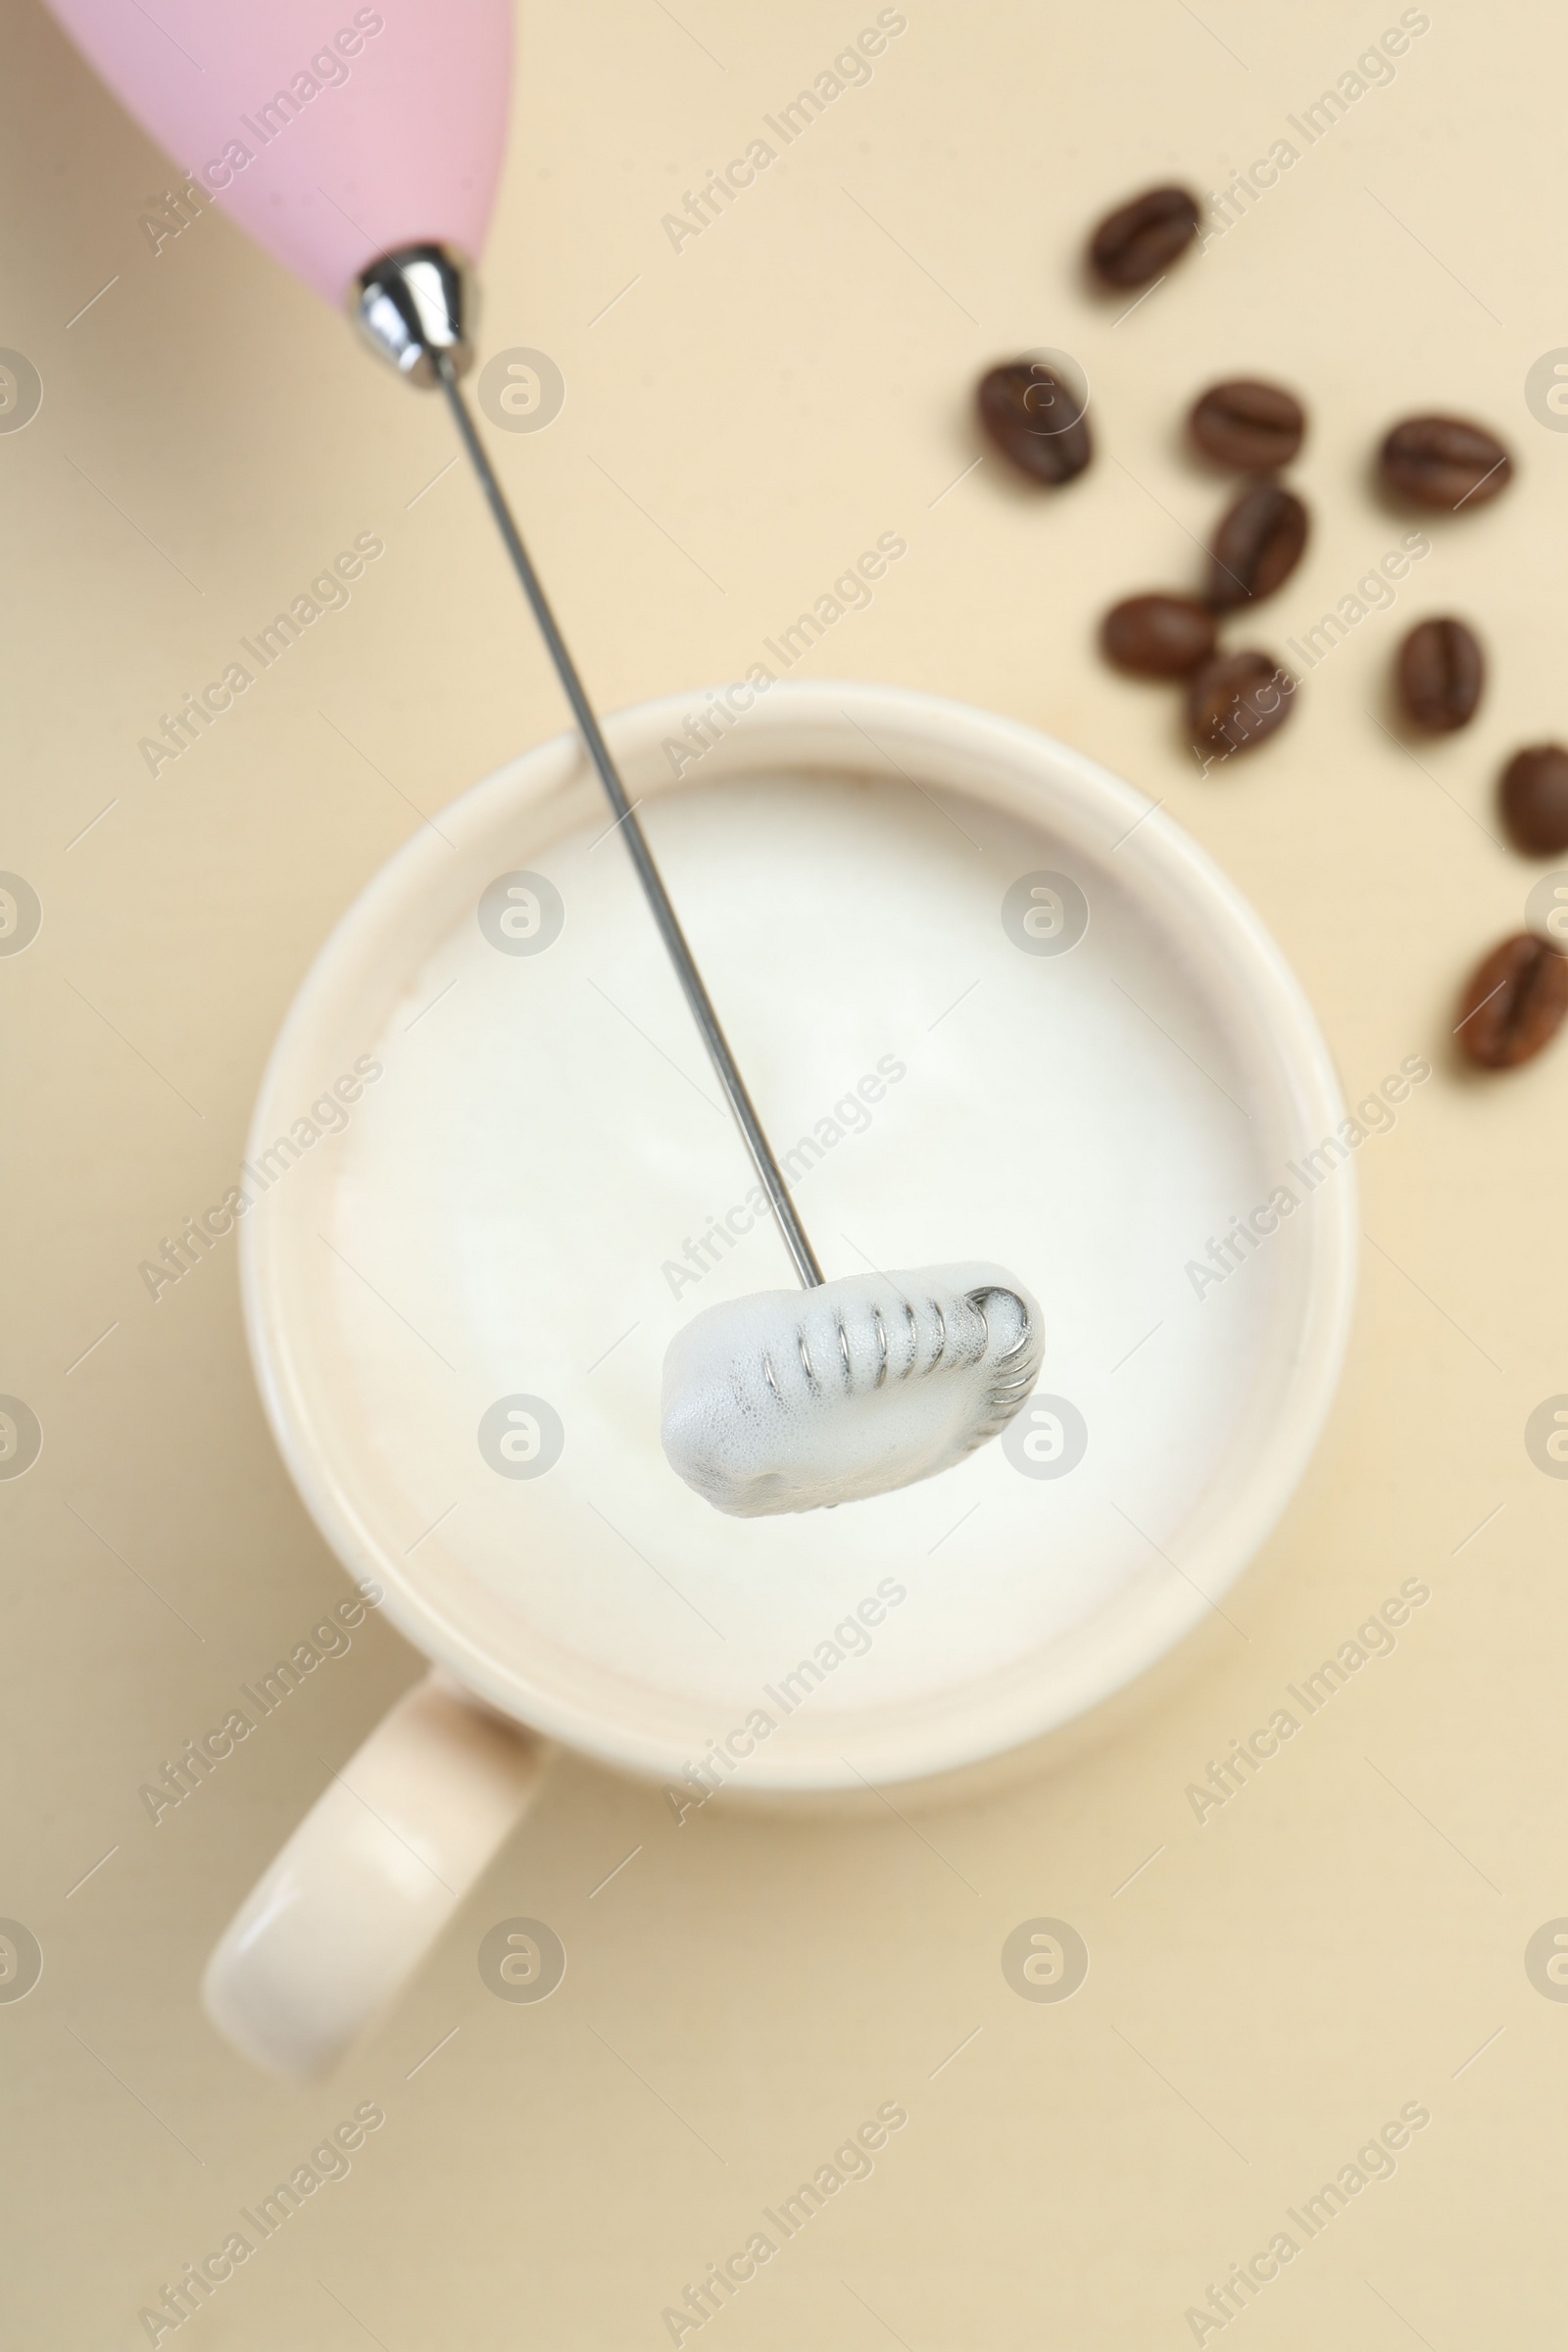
[202,1668,551,2077]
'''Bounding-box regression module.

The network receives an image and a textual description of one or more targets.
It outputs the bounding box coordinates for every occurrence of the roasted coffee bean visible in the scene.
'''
[1456,932,1568,1069]
[1101,593,1217,677]
[1380,415,1513,510]
[1396,616,1485,732]
[1188,650,1297,757]
[976,361,1093,486]
[1189,378,1305,470]
[1499,745,1568,857]
[1088,184,1200,286]
[1207,482,1309,609]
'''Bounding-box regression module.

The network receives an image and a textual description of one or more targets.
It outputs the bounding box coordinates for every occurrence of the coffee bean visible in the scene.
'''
[1500,745,1568,857]
[1101,593,1217,678]
[1456,932,1568,1069]
[976,361,1092,486]
[1207,482,1309,609]
[1188,651,1297,758]
[1396,616,1485,732]
[1088,184,1200,287]
[1189,379,1305,471]
[1380,415,1513,510]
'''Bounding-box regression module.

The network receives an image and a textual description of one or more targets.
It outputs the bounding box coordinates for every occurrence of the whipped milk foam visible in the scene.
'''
[318,770,1276,1725]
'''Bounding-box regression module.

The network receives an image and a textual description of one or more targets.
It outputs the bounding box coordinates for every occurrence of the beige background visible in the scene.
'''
[5,0,1567,2343]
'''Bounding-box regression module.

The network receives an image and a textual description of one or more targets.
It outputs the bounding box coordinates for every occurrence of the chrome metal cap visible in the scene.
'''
[352,244,475,387]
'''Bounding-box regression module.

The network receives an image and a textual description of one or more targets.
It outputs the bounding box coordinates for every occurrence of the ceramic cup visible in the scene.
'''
[203,680,1356,2075]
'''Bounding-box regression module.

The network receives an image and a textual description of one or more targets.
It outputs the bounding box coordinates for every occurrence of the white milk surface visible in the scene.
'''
[318,769,1278,1726]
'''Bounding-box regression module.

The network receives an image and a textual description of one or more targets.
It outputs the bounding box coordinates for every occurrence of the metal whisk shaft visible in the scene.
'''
[430,352,823,1290]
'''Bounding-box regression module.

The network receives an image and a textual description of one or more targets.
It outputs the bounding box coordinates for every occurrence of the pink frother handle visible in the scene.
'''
[43,0,512,303]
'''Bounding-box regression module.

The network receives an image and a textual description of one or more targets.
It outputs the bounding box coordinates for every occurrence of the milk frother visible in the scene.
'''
[44,0,1043,1511]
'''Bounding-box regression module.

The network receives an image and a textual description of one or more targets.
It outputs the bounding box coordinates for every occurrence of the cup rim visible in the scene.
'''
[242,678,1357,1791]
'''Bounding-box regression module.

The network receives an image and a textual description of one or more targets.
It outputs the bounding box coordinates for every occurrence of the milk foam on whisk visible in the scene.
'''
[662,1266,1044,1517]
